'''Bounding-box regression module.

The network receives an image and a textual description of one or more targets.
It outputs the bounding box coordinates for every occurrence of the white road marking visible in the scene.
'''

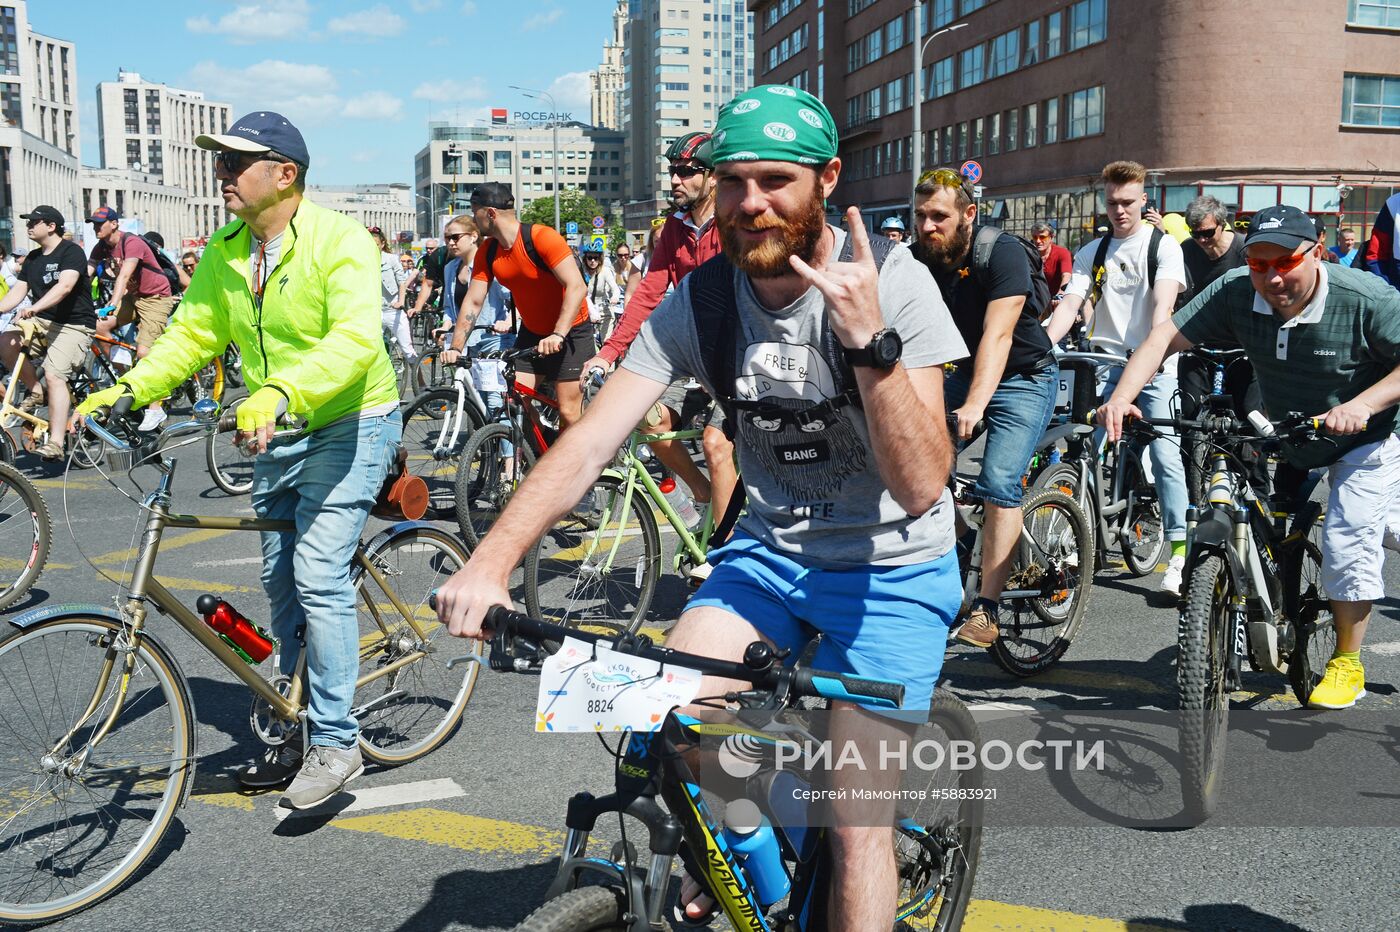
[274,777,466,822]
[967,701,1041,711]
[194,556,264,567]
[1368,640,1400,657]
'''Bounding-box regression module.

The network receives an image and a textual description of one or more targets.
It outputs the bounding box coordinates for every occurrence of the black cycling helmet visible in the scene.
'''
[663,132,713,169]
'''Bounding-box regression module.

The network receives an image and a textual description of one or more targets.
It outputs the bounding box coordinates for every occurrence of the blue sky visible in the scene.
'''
[31,0,614,185]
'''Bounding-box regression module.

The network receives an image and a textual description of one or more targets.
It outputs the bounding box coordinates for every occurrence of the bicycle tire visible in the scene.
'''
[454,422,536,548]
[402,388,485,522]
[205,427,255,495]
[0,617,194,925]
[1283,534,1334,707]
[1119,454,1167,577]
[355,525,480,765]
[990,489,1093,677]
[524,473,662,639]
[0,462,50,610]
[894,690,984,932]
[222,345,244,389]
[1177,553,1231,824]
[513,886,628,932]
[1028,462,1098,561]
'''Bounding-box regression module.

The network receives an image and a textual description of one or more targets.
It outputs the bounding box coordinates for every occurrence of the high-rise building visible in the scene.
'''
[96,71,233,241]
[0,1,81,250]
[413,120,626,236]
[752,0,1400,247]
[622,0,754,216]
[308,184,417,241]
[591,1,628,131]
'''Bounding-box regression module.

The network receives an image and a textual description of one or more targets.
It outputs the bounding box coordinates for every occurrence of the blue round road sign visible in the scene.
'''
[960,160,983,184]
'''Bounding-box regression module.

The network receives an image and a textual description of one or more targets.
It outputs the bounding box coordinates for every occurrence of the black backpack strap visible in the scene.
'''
[1088,234,1112,307]
[518,223,551,275]
[969,225,1002,290]
[483,238,499,286]
[1148,225,1163,291]
[688,254,741,440]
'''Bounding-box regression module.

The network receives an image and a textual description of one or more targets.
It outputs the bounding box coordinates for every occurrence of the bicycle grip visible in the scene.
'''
[792,669,904,710]
[111,393,135,421]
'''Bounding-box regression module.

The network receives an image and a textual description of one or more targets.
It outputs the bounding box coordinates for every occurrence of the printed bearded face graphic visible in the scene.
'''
[735,342,866,502]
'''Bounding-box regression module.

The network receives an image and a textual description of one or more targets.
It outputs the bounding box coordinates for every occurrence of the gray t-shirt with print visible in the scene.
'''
[622,227,968,568]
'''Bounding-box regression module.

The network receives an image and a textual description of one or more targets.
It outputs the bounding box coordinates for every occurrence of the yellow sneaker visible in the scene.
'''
[1307,656,1366,709]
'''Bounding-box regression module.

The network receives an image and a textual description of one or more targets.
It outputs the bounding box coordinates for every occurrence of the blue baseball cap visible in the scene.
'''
[196,111,310,168]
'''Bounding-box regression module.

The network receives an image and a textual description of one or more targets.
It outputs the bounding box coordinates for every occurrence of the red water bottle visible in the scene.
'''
[196,594,275,664]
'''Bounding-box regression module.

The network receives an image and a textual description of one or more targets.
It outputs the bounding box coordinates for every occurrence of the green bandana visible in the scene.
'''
[711,85,838,166]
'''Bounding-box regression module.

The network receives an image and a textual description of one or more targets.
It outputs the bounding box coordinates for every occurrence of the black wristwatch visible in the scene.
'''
[843,328,903,369]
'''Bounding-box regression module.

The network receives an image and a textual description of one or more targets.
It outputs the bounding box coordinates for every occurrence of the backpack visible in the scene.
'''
[690,232,898,442]
[970,225,1052,319]
[123,233,181,293]
[483,223,550,285]
[1088,225,1189,311]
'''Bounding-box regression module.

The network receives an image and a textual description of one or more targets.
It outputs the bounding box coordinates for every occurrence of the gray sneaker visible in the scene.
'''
[236,743,304,788]
[280,745,364,810]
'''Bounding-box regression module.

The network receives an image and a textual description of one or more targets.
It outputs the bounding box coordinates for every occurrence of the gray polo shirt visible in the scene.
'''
[1172,264,1400,468]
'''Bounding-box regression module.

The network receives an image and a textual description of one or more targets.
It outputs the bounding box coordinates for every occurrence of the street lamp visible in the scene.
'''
[511,84,561,231]
[910,10,969,206]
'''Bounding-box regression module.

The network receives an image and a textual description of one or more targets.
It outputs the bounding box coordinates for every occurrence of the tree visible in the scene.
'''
[519,186,606,234]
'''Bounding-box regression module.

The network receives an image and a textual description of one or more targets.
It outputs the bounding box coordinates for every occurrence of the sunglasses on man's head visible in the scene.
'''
[1191,225,1219,241]
[1245,250,1312,275]
[669,164,706,179]
[917,168,973,194]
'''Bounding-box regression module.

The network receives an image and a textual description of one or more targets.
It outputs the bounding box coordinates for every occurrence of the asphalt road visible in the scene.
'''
[2,423,1397,932]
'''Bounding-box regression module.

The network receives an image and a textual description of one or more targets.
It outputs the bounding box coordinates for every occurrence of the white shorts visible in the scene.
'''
[1321,434,1400,602]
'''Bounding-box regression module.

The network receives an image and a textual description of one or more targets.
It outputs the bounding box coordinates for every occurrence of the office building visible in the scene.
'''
[0,1,80,249]
[752,0,1400,246]
[96,71,233,242]
[308,184,417,241]
[413,120,626,236]
[622,0,755,210]
[79,166,189,247]
[591,1,629,131]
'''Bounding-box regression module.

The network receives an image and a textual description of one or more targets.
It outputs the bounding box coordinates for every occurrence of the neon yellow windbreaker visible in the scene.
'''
[118,199,399,430]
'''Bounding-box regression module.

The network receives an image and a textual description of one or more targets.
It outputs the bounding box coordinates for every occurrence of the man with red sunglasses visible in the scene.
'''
[1098,204,1400,711]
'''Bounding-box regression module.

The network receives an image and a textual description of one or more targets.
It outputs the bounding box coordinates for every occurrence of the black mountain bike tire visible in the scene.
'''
[454,422,536,548]
[512,886,628,932]
[1177,553,1231,824]
[1119,453,1167,577]
[0,460,51,610]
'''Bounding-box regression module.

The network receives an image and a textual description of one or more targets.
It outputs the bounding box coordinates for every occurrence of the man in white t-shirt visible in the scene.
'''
[1046,159,1189,594]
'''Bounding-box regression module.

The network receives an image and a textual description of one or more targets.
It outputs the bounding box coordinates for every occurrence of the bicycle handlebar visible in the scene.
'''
[1055,350,1130,368]
[429,597,904,710]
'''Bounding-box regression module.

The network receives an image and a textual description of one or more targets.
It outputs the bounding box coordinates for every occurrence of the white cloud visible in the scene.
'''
[412,78,488,102]
[349,149,382,164]
[545,71,592,119]
[460,1,478,13]
[184,60,341,122]
[411,0,443,10]
[187,1,312,44]
[522,8,563,31]
[342,91,403,120]
[328,5,407,38]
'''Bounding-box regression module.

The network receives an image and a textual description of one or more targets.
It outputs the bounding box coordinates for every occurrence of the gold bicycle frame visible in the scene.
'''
[48,473,439,760]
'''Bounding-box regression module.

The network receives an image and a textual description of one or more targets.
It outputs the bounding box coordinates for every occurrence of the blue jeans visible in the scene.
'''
[1097,366,1187,541]
[945,358,1058,507]
[252,410,403,749]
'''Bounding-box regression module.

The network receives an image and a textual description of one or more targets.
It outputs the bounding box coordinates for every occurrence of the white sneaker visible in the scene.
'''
[138,406,167,432]
[1160,554,1186,596]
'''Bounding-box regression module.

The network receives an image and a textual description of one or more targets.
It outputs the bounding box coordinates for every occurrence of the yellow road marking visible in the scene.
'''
[90,527,236,566]
[31,477,104,490]
[334,807,564,855]
[151,575,255,594]
[964,901,1174,930]
[0,557,73,571]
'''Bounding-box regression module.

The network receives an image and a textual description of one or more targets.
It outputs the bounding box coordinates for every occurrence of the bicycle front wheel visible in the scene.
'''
[454,422,536,548]
[991,488,1093,677]
[1177,553,1232,824]
[401,388,484,521]
[895,690,983,931]
[205,428,255,495]
[524,473,661,637]
[0,618,194,924]
[0,461,51,610]
[355,526,480,765]
[514,886,628,931]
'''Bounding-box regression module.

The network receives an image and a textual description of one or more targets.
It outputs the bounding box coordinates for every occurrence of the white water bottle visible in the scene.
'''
[658,477,701,530]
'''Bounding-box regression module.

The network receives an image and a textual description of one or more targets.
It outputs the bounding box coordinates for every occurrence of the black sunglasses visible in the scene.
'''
[216,149,295,174]
[1190,225,1220,240]
[669,164,706,179]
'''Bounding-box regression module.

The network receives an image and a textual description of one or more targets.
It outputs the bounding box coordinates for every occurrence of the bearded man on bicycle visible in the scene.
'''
[78,111,402,807]
[1099,205,1400,711]
[436,86,967,929]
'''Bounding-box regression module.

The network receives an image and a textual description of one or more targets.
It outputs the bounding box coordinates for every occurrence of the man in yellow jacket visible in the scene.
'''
[79,112,402,809]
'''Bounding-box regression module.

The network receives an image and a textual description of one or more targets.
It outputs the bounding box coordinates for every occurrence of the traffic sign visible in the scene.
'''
[566,221,579,235]
[589,234,607,252]
[592,215,605,230]
[960,160,983,184]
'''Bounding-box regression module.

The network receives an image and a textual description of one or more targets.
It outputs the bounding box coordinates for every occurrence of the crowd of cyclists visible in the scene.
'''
[0,85,1394,928]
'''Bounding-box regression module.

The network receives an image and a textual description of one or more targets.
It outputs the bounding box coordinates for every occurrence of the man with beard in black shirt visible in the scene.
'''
[911,168,1057,649]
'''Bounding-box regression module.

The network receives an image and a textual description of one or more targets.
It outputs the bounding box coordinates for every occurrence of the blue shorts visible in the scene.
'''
[945,358,1058,508]
[687,535,961,714]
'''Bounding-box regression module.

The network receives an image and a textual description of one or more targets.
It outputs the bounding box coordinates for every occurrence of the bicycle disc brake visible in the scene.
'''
[250,674,299,746]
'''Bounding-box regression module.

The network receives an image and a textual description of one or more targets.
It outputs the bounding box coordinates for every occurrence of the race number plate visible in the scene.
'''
[1056,368,1075,411]
[536,636,703,732]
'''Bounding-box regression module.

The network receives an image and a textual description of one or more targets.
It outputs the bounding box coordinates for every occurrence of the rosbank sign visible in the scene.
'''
[492,107,574,126]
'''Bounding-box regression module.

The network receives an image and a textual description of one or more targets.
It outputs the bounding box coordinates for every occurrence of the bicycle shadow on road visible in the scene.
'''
[944,644,1179,710]
[1127,903,1315,931]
